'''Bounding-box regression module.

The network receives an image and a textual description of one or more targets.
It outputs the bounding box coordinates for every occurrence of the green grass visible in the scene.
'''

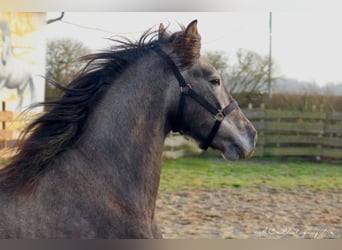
[160,156,342,192]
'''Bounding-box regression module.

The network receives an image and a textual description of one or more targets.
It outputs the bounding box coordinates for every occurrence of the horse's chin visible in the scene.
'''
[221,150,241,161]
[221,143,254,161]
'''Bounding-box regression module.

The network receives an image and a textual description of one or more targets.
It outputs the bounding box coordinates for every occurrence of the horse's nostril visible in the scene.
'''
[253,130,258,146]
[248,126,257,146]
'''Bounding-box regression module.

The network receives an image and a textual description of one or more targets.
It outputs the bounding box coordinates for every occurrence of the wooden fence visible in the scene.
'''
[244,108,342,159]
[0,102,14,148]
[164,108,342,160]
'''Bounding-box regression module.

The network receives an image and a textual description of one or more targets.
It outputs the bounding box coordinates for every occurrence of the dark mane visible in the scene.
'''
[0,29,159,195]
[0,22,202,195]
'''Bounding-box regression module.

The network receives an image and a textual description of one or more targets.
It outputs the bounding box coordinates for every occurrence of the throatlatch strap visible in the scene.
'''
[173,93,187,132]
[199,120,222,150]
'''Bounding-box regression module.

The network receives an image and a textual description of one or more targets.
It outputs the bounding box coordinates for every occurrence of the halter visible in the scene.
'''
[150,43,238,150]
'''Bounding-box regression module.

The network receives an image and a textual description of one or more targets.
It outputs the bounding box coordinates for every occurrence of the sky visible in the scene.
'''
[46,12,342,86]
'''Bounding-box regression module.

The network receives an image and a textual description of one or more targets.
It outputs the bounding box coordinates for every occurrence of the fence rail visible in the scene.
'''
[243,108,342,159]
[164,108,342,160]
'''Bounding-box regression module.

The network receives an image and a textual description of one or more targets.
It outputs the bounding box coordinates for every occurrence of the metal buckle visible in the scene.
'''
[215,110,225,121]
[180,83,192,94]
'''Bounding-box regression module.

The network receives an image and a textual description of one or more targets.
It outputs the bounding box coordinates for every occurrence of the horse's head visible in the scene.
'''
[158,20,257,160]
[0,20,11,66]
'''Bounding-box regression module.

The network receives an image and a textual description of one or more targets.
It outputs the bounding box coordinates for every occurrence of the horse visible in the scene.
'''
[0,20,36,111]
[0,20,257,238]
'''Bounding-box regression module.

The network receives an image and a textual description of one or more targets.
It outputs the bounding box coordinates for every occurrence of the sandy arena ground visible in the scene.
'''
[156,187,341,239]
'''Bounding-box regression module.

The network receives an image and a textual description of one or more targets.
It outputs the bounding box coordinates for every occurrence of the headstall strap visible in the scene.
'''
[150,43,238,150]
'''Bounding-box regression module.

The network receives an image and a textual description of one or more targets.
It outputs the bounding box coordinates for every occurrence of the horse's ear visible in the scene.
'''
[165,20,201,67]
[183,20,201,54]
[181,20,201,51]
[179,20,201,66]
[183,20,199,42]
[158,23,166,41]
[158,23,172,42]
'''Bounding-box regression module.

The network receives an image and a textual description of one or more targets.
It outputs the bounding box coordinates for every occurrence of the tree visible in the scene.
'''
[45,39,90,101]
[204,49,277,106]
[225,49,273,94]
[203,50,228,76]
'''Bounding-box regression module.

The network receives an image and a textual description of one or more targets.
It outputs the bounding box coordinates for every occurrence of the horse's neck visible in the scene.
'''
[60,59,177,216]
[2,36,12,62]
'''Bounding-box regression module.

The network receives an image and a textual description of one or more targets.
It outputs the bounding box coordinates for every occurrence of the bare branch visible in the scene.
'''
[47,12,65,25]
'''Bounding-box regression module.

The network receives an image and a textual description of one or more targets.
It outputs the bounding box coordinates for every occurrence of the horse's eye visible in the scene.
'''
[210,79,220,86]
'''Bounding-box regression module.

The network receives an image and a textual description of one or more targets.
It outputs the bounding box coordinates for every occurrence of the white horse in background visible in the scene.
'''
[0,20,36,111]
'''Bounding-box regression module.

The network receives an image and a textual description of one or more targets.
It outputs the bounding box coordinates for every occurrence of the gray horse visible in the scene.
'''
[0,20,36,111]
[0,20,256,238]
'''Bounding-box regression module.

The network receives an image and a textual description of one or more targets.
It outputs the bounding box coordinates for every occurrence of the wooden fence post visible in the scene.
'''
[1,101,6,148]
[0,101,14,149]
[2,101,5,130]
